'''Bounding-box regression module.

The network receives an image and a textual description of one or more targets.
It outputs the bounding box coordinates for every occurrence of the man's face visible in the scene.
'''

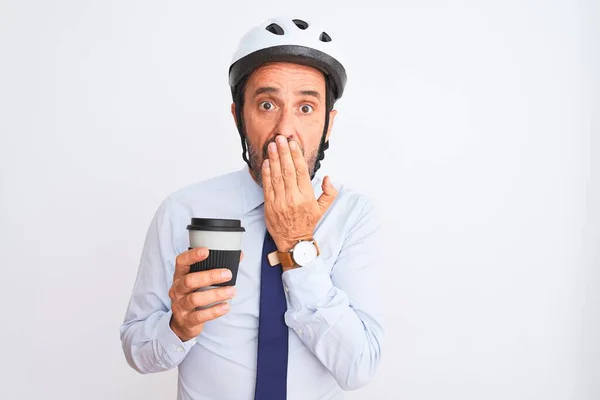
[232,62,337,187]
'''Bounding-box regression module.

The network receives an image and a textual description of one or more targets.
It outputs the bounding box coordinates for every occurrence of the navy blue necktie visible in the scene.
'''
[254,230,288,400]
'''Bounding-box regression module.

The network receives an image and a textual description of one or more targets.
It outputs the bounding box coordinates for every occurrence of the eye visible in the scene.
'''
[259,101,275,111]
[300,104,313,114]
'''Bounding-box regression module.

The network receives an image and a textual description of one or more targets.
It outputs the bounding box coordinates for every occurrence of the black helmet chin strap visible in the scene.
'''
[234,105,250,169]
[313,81,331,179]
[232,75,251,170]
[233,75,334,180]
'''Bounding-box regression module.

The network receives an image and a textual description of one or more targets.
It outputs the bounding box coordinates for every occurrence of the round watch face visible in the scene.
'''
[292,241,318,266]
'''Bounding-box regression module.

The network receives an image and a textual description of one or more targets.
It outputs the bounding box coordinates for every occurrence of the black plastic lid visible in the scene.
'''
[186,218,246,232]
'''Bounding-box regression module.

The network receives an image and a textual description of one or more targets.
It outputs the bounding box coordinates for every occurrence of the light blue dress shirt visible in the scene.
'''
[120,165,385,400]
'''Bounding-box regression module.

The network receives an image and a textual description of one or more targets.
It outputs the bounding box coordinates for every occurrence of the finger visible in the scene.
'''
[174,248,209,278]
[187,302,231,325]
[316,176,338,213]
[174,268,233,295]
[183,286,236,311]
[262,159,275,203]
[267,140,285,200]
[240,251,244,262]
[289,139,312,194]
[275,135,299,193]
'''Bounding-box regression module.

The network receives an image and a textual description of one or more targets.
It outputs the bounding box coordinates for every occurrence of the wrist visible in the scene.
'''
[169,316,195,342]
[278,241,296,253]
[276,235,314,253]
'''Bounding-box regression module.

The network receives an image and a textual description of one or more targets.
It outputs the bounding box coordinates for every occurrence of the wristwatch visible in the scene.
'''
[277,238,320,270]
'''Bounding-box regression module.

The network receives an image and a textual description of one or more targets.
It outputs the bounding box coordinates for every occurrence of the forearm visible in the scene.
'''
[120,196,195,374]
[282,259,384,390]
[120,309,196,374]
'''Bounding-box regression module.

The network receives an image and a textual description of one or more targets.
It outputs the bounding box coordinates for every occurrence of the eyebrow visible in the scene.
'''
[253,86,322,100]
[253,86,279,97]
[297,90,321,100]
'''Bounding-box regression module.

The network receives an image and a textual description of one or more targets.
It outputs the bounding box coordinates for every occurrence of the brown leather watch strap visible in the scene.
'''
[274,239,320,270]
[277,251,296,270]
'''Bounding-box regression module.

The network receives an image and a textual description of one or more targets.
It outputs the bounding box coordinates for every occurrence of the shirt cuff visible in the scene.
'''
[281,257,335,310]
[156,310,197,364]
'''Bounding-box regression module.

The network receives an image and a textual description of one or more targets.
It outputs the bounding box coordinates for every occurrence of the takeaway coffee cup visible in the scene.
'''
[186,218,245,288]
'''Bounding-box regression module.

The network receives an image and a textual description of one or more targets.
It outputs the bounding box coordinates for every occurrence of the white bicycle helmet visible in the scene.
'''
[228,16,347,176]
[228,16,347,100]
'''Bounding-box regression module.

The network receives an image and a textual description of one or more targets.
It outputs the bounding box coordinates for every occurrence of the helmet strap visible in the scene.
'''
[233,77,252,170]
[312,75,334,179]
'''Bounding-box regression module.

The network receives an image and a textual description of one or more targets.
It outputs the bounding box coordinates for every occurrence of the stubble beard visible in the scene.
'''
[248,137,318,188]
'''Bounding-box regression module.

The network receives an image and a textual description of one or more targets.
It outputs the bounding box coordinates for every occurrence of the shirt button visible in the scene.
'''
[296,329,303,336]
[284,286,290,292]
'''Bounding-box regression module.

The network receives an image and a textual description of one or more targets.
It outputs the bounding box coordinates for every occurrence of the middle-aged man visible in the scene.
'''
[120,16,385,400]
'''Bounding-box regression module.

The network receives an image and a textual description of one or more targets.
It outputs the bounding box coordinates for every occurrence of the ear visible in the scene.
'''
[325,109,338,142]
[231,103,237,125]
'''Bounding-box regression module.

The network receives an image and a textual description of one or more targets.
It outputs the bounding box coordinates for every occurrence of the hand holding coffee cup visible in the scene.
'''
[168,247,237,342]
[168,218,246,342]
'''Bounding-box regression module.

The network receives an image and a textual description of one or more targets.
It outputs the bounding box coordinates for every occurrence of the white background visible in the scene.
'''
[1,0,598,399]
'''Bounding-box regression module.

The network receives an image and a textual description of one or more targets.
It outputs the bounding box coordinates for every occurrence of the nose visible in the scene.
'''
[273,107,297,141]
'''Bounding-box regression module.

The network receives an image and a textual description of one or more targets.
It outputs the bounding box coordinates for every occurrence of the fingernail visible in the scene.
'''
[289,140,297,150]
[264,159,270,168]
[277,135,286,144]
[226,287,236,296]
[221,303,230,312]
[221,269,232,279]
[197,248,207,257]
[269,142,276,152]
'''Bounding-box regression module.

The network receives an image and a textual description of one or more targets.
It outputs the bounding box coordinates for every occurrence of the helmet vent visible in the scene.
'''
[292,19,309,30]
[265,23,285,35]
[319,32,332,42]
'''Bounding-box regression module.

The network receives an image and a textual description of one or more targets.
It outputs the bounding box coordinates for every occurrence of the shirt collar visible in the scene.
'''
[239,164,324,215]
